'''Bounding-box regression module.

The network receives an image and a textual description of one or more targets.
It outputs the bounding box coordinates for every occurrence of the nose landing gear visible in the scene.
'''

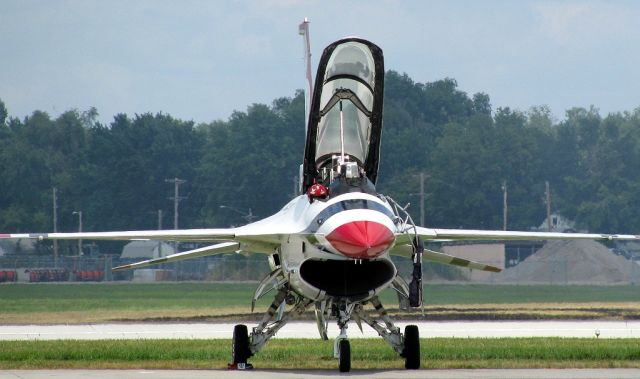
[332,301,355,372]
[337,339,351,372]
[329,297,421,372]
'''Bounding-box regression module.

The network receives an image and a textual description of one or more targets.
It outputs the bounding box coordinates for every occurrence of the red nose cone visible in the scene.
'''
[326,221,395,258]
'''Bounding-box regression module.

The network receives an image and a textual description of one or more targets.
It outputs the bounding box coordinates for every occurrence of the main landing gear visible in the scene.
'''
[228,286,312,370]
[229,289,420,372]
[403,324,420,369]
[229,324,252,370]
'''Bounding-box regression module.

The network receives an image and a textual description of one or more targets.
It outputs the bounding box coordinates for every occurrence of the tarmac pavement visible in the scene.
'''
[1,320,639,340]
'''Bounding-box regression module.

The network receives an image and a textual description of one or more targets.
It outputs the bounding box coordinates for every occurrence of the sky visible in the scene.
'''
[1,0,639,125]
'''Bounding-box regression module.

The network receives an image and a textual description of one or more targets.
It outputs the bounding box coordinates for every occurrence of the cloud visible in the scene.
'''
[234,34,275,58]
[532,1,636,45]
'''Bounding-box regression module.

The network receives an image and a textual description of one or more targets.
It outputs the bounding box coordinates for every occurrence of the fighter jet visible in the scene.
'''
[3,29,640,373]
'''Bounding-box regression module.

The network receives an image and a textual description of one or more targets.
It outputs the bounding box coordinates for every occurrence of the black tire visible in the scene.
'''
[403,325,420,369]
[232,324,250,364]
[338,339,351,372]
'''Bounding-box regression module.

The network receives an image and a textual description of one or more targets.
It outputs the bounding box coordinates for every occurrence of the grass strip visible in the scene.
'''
[4,283,640,312]
[2,283,640,324]
[0,338,639,369]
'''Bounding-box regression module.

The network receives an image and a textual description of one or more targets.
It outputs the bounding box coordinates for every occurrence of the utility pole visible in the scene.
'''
[165,178,187,229]
[52,187,58,265]
[419,172,425,227]
[410,173,428,227]
[72,211,82,255]
[502,180,508,231]
[157,209,163,258]
[545,181,552,232]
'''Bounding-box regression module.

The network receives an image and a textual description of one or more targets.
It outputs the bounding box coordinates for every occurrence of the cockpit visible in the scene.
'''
[316,42,376,169]
[302,38,385,198]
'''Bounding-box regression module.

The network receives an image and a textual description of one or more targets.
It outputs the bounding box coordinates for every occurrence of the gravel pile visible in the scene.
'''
[497,240,635,284]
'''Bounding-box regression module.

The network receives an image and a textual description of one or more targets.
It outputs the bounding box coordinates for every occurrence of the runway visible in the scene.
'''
[2,369,640,379]
[1,320,639,340]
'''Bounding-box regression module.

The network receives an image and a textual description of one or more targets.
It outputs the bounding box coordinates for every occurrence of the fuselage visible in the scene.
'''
[236,189,399,302]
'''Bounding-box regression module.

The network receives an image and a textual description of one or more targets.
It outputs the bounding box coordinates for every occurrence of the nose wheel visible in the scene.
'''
[333,303,354,372]
[338,339,351,372]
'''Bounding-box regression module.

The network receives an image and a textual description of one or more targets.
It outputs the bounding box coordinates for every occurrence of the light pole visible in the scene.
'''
[219,205,256,224]
[72,211,83,255]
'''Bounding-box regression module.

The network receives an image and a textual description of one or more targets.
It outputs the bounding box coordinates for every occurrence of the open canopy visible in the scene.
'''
[303,38,384,192]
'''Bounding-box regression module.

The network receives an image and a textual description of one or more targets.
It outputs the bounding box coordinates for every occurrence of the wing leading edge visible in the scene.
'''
[0,229,235,242]
[396,226,640,244]
[112,242,241,271]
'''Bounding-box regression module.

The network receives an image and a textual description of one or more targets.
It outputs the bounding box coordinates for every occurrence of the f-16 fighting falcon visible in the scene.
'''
[3,20,640,372]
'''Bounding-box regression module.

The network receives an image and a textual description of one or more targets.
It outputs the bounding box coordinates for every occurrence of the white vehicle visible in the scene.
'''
[3,30,640,373]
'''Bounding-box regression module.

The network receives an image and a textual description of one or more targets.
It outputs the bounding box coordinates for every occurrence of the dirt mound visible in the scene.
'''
[497,240,634,284]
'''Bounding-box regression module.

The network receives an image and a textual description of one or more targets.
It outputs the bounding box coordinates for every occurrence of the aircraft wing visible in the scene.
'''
[396,226,640,244]
[1,226,282,271]
[392,226,639,273]
[112,241,242,271]
[389,244,501,272]
[0,229,236,242]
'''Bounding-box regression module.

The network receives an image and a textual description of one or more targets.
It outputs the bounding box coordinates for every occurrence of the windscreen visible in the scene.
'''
[315,42,376,164]
[302,38,384,193]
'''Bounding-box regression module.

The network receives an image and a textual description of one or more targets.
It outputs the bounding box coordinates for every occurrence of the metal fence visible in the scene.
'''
[0,255,271,283]
[1,255,639,285]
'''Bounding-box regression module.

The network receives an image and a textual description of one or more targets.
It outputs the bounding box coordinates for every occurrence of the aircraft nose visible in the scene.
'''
[326,220,395,259]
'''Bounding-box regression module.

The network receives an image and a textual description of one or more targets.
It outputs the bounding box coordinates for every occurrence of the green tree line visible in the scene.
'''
[1,71,639,254]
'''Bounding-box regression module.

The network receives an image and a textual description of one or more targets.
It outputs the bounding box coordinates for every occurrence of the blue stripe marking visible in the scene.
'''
[306,199,395,233]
